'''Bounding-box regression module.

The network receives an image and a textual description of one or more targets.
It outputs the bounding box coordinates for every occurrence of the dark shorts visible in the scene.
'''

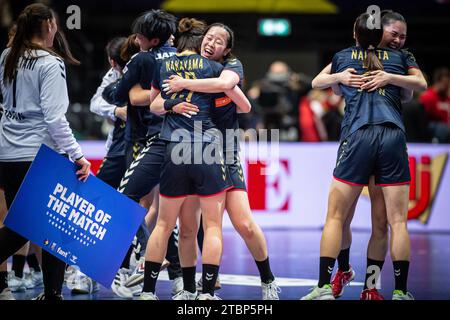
[160,142,233,198]
[333,124,410,186]
[0,162,32,208]
[96,155,127,190]
[125,140,146,168]
[225,150,247,191]
[118,134,166,202]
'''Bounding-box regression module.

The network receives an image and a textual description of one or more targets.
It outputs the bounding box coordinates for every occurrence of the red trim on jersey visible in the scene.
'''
[333,176,367,187]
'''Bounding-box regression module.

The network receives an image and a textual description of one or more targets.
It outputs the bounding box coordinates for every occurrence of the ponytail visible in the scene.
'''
[354,13,384,71]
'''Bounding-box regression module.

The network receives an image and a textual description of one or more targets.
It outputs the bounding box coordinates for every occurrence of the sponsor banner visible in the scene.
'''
[81,141,450,232]
[4,145,147,287]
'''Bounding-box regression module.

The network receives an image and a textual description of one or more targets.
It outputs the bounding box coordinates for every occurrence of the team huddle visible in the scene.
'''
[0,3,426,300]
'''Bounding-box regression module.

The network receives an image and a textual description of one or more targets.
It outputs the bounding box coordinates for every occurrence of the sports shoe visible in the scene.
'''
[8,272,27,292]
[32,292,64,300]
[129,236,142,270]
[196,276,222,292]
[172,290,198,300]
[300,284,335,300]
[360,288,385,300]
[64,265,79,284]
[25,270,43,289]
[172,276,184,295]
[125,258,170,288]
[0,288,15,300]
[262,280,281,300]
[139,292,158,300]
[70,275,99,294]
[111,268,134,299]
[196,293,221,300]
[331,266,355,298]
[392,290,414,300]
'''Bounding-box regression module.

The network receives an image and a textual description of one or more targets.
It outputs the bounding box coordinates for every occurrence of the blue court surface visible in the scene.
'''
[11,228,450,300]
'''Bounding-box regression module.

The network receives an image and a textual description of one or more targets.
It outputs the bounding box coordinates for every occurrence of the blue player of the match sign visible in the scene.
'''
[4,144,147,288]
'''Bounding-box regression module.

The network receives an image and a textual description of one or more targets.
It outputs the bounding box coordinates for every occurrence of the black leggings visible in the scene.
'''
[0,161,66,296]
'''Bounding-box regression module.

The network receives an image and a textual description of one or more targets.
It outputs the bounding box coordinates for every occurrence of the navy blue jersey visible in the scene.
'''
[103,45,176,142]
[153,53,224,143]
[331,46,419,139]
[211,57,244,151]
[107,118,126,157]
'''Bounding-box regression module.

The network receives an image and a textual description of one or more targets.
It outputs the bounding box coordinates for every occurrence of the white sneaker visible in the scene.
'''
[126,258,170,288]
[64,265,79,284]
[66,268,83,290]
[129,236,142,271]
[171,276,184,295]
[26,270,43,288]
[301,285,335,300]
[262,280,281,300]
[392,290,415,300]
[125,257,145,288]
[8,272,27,292]
[70,275,99,294]
[196,276,221,292]
[172,290,198,300]
[196,293,221,300]
[139,291,158,300]
[111,268,134,299]
[0,288,15,300]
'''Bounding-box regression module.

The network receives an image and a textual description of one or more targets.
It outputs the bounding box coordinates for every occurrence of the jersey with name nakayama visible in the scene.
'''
[331,46,419,139]
[153,53,224,143]
[212,57,244,151]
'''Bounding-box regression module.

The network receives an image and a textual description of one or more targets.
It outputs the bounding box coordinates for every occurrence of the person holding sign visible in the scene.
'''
[0,3,90,300]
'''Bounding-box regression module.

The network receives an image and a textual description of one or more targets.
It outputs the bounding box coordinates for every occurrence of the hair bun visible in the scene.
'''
[178,18,194,33]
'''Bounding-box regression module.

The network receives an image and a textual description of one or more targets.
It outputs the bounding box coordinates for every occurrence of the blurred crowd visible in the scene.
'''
[68,61,450,144]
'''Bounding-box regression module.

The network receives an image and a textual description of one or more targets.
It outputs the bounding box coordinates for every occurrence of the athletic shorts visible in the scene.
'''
[125,140,146,168]
[96,155,127,190]
[333,124,410,186]
[225,150,247,191]
[118,134,166,202]
[160,142,233,198]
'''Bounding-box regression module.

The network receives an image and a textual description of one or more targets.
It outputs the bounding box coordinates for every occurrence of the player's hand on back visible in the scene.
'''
[338,68,364,88]
[360,70,391,92]
[163,75,186,94]
[172,102,199,118]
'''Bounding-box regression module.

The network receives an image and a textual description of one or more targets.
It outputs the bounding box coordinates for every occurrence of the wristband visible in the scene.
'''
[164,98,183,111]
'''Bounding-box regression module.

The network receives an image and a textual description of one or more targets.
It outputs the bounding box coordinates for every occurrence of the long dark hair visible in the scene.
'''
[3,4,79,83]
[105,37,127,70]
[119,34,140,64]
[204,23,235,60]
[175,18,206,53]
[354,13,384,71]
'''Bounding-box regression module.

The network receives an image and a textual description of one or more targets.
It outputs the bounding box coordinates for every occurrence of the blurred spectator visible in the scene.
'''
[419,67,450,143]
[298,88,343,142]
[402,92,430,142]
[250,61,308,141]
